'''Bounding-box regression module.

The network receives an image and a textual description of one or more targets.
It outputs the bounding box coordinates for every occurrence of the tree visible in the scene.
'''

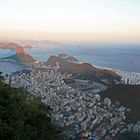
[0,81,62,140]
[0,72,4,82]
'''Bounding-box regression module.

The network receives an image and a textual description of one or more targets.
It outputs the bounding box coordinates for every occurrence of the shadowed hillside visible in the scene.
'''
[0,75,62,140]
[46,55,120,84]
[100,84,140,122]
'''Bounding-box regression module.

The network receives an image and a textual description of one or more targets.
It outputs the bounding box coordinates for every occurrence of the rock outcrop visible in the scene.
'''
[1,43,35,65]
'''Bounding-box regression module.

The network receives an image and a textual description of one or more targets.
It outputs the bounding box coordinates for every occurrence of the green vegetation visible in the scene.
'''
[0,72,4,81]
[0,73,62,140]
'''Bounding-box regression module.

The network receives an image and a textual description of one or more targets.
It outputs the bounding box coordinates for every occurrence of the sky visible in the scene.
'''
[0,0,140,42]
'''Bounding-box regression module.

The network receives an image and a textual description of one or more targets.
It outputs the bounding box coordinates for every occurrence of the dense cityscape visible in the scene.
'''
[3,60,140,140]
[0,0,140,139]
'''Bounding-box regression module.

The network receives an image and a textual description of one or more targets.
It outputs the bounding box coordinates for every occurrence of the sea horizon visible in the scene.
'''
[0,42,140,74]
[26,42,140,73]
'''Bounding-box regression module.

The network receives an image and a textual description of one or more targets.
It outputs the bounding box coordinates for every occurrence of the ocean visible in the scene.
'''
[0,49,24,74]
[26,42,140,73]
[0,42,140,74]
[0,61,25,74]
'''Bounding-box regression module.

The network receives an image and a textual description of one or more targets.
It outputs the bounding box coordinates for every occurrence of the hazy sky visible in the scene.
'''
[0,0,140,42]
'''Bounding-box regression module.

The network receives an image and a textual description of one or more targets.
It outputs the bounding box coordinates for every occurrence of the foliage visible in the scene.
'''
[0,77,62,140]
[0,72,4,82]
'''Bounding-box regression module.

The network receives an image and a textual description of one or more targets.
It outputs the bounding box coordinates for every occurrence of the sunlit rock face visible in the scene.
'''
[15,47,35,64]
[16,47,25,54]
[1,45,35,65]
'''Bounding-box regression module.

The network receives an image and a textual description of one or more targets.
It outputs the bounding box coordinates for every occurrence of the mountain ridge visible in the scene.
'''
[1,43,35,65]
[46,55,121,84]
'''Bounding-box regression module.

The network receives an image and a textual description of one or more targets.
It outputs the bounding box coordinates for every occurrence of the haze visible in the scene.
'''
[0,0,140,43]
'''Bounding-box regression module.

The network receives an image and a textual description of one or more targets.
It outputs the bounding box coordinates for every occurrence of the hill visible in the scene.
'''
[100,84,140,122]
[46,55,120,84]
[1,42,35,65]
[0,76,62,140]
[3,53,35,65]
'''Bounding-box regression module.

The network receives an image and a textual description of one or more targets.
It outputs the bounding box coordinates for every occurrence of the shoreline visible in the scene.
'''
[0,60,26,75]
[89,63,140,85]
[0,57,140,85]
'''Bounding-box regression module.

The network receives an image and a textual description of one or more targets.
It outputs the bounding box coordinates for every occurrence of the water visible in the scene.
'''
[26,42,140,73]
[0,42,140,73]
[0,49,16,58]
[0,49,24,74]
[0,61,25,74]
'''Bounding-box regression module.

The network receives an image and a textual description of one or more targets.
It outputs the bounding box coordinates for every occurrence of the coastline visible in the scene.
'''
[89,63,140,85]
[0,54,140,85]
[0,60,26,75]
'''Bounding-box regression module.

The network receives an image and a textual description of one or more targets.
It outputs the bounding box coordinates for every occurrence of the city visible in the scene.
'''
[4,61,140,140]
[0,0,140,139]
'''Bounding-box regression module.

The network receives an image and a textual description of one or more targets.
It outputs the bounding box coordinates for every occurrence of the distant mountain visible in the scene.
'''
[0,42,32,49]
[46,55,120,84]
[58,54,78,63]
[3,54,35,65]
[16,40,60,47]
[1,43,35,65]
